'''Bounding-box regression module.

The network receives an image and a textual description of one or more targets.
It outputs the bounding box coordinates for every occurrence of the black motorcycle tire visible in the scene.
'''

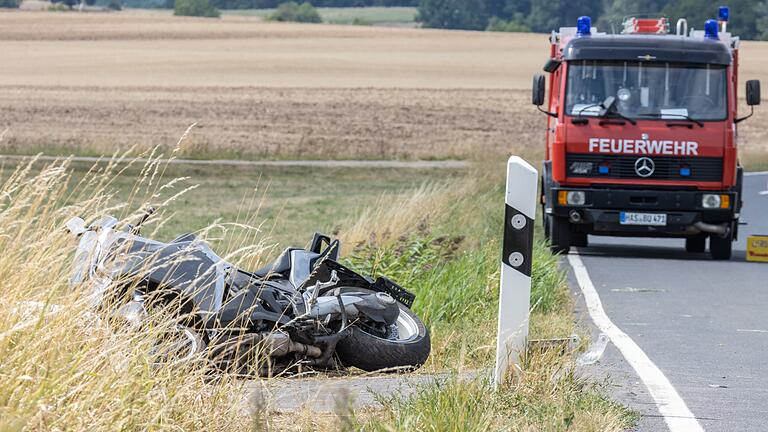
[335,295,430,372]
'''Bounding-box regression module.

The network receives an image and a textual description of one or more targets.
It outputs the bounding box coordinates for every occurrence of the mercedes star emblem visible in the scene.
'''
[634,157,655,177]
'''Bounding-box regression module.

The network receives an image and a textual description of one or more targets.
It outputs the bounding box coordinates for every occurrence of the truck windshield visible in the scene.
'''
[565,61,727,121]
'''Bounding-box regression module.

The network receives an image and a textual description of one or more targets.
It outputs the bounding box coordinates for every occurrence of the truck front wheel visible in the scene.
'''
[685,235,706,253]
[709,231,733,260]
[570,230,588,248]
[548,215,570,254]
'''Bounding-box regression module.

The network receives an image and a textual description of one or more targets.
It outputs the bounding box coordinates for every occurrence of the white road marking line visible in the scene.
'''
[759,191,768,195]
[567,254,704,432]
[737,329,768,333]
[744,171,768,177]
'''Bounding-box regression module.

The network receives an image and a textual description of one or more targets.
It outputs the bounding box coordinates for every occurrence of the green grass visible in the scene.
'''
[334,163,637,429]
[342,170,574,370]
[223,6,418,26]
[0,159,462,252]
[355,374,638,431]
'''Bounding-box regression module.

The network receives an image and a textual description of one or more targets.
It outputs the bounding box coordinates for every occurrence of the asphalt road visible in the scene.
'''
[0,154,470,170]
[568,172,768,431]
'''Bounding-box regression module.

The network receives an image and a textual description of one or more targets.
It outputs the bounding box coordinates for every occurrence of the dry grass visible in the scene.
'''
[0,154,262,430]
[0,151,630,430]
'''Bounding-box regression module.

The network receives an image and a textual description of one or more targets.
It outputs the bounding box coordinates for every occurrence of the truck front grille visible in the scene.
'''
[566,154,723,182]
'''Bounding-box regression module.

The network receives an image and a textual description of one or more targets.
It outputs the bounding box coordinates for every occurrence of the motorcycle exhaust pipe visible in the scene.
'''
[261,332,322,358]
[693,221,729,235]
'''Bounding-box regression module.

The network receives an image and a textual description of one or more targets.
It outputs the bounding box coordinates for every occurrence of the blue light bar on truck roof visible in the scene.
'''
[576,16,591,36]
[704,19,719,39]
[719,6,730,22]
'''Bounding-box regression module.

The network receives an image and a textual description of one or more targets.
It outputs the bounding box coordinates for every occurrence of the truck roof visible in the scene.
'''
[562,35,732,65]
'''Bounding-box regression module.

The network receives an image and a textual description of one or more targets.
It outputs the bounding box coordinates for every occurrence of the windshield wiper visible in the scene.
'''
[636,113,704,127]
[571,97,638,126]
[570,103,603,124]
[598,96,637,125]
[602,109,637,125]
[572,97,635,124]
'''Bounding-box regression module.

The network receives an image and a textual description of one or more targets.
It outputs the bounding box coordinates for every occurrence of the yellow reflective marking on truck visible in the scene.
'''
[746,235,768,263]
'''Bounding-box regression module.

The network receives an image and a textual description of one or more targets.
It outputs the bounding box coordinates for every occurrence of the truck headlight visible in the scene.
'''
[702,194,730,209]
[558,190,586,206]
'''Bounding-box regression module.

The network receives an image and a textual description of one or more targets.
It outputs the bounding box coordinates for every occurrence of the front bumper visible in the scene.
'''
[550,187,737,237]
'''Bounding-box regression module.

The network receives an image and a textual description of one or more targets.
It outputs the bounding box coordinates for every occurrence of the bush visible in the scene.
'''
[352,17,372,26]
[417,0,488,30]
[174,0,220,17]
[48,0,79,8]
[47,2,70,10]
[486,17,530,33]
[268,2,322,23]
[0,0,20,8]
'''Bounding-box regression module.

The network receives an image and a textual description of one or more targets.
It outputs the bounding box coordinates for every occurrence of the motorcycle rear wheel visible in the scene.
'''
[334,289,430,372]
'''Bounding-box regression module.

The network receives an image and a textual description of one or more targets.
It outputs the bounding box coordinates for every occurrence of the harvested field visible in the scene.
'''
[0,10,540,160]
[0,86,538,160]
[0,10,767,164]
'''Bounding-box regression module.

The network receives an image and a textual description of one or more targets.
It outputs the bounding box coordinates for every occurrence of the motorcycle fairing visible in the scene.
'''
[308,260,416,308]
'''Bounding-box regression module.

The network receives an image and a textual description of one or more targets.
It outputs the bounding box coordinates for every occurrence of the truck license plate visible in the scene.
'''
[620,212,667,226]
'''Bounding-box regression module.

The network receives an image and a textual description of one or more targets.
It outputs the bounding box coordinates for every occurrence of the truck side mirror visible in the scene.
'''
[542,58,561,73]
[746,80,761,106]
[532,74,546,106]
[736,80,760,123]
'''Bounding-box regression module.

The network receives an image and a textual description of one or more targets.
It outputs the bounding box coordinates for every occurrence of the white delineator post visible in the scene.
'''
[494,156,538,388]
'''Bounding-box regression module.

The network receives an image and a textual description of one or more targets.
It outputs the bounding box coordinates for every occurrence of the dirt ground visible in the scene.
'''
[0,10,766,163]
[0,85,540,160]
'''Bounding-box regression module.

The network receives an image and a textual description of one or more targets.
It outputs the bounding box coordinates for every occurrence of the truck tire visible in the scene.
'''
[570,230,588,248]
[548,215,570,254]
[685,235,706,253]
[709,231,732,260]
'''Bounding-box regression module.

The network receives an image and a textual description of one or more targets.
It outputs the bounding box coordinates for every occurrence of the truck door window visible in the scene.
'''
[565,61,727,121]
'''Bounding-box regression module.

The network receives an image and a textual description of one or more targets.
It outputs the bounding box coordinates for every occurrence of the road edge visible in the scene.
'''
[567,253,704,432]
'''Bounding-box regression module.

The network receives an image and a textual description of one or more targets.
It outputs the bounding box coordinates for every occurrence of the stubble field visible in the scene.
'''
[0,10,565,162]
[0,10,767,165]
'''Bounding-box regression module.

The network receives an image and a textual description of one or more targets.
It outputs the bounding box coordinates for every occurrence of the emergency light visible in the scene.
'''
[576,16,591,36]
[704,19,719,39]
[718,6,730,22]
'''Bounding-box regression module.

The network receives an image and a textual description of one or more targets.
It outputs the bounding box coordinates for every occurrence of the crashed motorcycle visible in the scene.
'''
[66,211,430,375]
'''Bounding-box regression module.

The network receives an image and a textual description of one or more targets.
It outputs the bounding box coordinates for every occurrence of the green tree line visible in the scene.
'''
[115,0,415,10]
[202,0,416,10]
[419,0,768,40]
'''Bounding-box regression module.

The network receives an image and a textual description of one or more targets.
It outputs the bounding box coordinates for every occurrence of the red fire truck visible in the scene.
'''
[534,6,761,260]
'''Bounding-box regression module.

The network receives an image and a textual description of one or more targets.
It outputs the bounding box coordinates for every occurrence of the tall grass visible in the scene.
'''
[0,152,633,430]
[336,161,635,430]
[0,154,272,430]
